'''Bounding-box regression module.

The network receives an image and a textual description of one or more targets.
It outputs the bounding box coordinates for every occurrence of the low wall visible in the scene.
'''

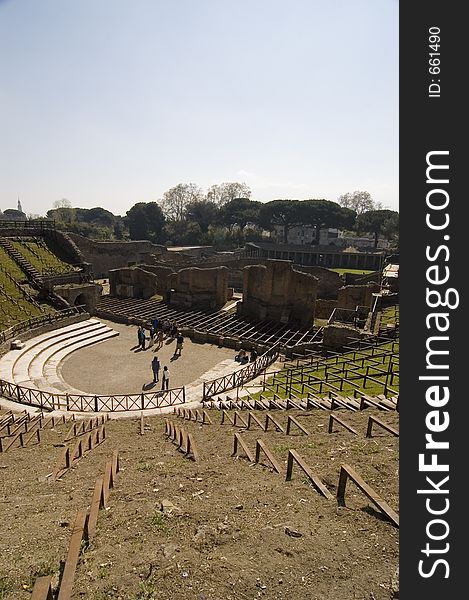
[68,234,167,277]
[0,312,90,357]
[315,299,338,320]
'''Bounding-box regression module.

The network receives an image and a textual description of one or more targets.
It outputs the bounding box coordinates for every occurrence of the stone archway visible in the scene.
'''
[53,283,102,314]
[74,293,87,307]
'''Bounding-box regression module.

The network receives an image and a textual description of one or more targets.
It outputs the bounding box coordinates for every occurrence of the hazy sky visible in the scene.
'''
[0,0,398,217]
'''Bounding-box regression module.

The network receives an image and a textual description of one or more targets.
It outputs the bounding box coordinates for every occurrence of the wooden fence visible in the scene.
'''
[203,343,280,400]
[0,378,186,412]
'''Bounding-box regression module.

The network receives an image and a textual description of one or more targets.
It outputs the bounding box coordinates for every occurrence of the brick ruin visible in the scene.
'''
[337,283,380,310]
[54,282,103,313]
[238,260,318,327]
[108,266,159,300]
[167,266,230,310]
[103,254,381,334]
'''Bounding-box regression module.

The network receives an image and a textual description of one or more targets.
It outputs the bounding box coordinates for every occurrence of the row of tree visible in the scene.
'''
[41,185,398,249]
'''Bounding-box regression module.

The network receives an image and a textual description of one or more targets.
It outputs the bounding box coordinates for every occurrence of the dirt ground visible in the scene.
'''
[0,406,399,600]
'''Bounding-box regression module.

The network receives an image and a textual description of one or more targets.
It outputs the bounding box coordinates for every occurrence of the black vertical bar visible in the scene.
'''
[401,3,465,597]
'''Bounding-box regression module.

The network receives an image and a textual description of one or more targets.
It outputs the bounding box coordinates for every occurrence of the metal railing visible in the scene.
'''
[0,219,56,231]
[203,343,280,400]
[0,379,186,412]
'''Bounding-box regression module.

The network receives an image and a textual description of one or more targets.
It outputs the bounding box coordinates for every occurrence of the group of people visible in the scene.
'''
[137,321,183,354]
[137,319,185,391]
[235,348,258,364]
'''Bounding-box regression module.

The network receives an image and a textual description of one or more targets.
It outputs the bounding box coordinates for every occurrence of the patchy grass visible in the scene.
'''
[150,511,168,532]
[0,245,56,330]
[254,339,399,400]
[380,305,399,326]
[11,240,72,275]
[330,268,374,276]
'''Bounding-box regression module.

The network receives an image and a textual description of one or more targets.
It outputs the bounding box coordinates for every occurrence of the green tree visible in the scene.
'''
[356,209,399,248]
[301,200,356,243]
[125,202,165,243]
[163,220,203,246]
[47,206,76,225]
[219,197,262,230]
[185,200,219,234]
[258,199,302,243]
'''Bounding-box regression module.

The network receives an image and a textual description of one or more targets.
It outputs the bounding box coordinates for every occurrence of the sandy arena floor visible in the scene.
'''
[60,320,236,395]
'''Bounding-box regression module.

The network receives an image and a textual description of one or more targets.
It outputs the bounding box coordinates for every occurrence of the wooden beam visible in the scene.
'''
[186,433,199,461]
[285,449,333,500]
[202,410,212,424]
[87,476,104,543]
[337,463,399,527]
[328,414,358,435]
[366,416,399,438]
[57,510,88,600]
[233,411,248,428]
[31,575,53,600]
[232,433,255,463]
[255,439,282,474]
[265,413,285,433]
[286,416,310,436]
[221,410,234,425]
[247,412,264,430]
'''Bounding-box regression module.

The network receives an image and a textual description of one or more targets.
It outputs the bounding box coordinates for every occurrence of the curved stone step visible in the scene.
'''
[31,329,120,394]
[12,322,110,383]
[0,319,101,382]
[27,325,116,381]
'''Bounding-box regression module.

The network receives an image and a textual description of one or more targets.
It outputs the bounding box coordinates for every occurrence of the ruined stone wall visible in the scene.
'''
[322,323,370,350]
[315,299,338,320]
[239,260,318,327]
[137,264,176,296]
[168,266,229,310]
[337,284,380,310]
[53,282,102,314]
[68,233,167,277]
[108,267,159,299]
[149,257,340,299]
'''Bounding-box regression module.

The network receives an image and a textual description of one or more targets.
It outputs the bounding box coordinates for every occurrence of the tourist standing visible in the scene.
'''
[151,355,160,383]
[174,332,184,357]
[138,326,146,350]
[137,326,142,348]
[161,366,170,390]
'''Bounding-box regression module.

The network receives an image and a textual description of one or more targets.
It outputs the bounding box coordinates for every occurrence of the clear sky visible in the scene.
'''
[0,0,398,217]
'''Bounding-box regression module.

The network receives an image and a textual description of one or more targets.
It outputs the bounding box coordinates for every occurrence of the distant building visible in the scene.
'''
[271,225,388,249]
[0,208,27,221]
[245,241,385,271]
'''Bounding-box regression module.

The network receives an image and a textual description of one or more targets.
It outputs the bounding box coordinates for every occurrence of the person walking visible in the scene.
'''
[174,332,184,357]
[161,366,170,390]
[155,328,164,351]
[151,355,160,383]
